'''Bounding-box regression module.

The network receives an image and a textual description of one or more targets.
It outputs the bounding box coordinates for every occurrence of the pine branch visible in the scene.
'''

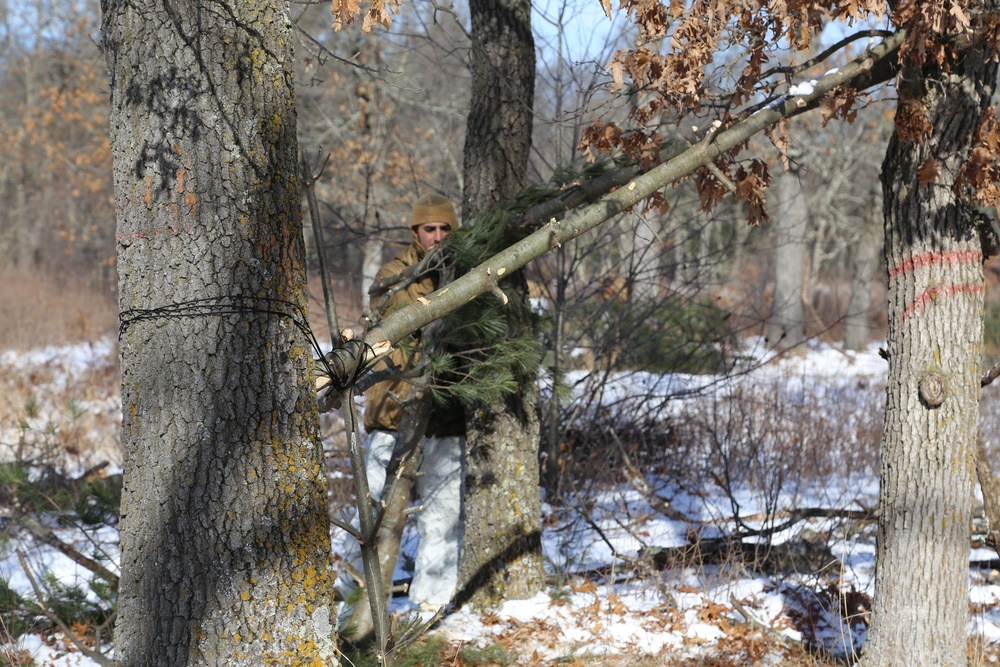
[366,30,906,346]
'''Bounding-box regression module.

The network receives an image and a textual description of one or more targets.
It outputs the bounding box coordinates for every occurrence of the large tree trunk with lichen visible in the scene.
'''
[101,1,338,665]
[860,45,998,667]
[457,0,543,608]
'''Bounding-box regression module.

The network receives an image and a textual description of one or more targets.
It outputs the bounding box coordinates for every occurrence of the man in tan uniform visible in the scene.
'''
[345,193,465,610]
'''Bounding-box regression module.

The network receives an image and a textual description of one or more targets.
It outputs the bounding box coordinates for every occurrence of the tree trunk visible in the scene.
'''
[767,161,808,350]
[101,2,338,665]
[457,398,544,607]
[860,46,998,667]
[458,0,543,608]
[461,0,535,214]
[844,186,881,351]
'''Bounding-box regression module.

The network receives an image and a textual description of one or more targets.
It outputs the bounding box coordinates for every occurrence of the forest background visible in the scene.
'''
[2,0,934,354]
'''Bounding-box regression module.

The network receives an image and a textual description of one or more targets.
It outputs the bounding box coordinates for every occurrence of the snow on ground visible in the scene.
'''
[0,337,121,473]
[4,337,1000,665]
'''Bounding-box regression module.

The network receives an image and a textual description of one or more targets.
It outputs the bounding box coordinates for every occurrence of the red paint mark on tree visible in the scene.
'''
[902,283,985,321]
[889,250,983,279]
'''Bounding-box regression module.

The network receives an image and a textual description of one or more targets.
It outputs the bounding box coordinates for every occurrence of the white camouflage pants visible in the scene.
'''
[340,429,465,607]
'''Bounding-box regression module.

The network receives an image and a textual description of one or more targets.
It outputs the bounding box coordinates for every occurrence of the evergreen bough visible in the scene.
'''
[434,201,546,409]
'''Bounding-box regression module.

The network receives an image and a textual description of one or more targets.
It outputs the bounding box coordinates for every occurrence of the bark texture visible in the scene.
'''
[461,0,536,215]
[101,2,338,665]
[458,0,544,607]
[861,44,999,667]
[457,399,544,607]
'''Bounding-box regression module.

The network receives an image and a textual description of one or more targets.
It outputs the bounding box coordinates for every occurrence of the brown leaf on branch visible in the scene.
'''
[957,111,1000,209]
[957,142,1000,209]
[579,119,623,162]
[735,41,769,107]
[734,159,770,226]
[949,2,971,31]
[980,111,1000,152]
[696,163,730,212]
[625,0,672,39]
[607,56,626,93]
[330,0,363,30]
[331,0,400,32]
[819,87,860,126]
[645,190,671,215]
[895,98,934,144]
[770,120,791,172]
[362,0,401,31]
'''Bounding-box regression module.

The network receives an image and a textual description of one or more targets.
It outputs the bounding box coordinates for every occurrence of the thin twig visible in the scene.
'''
[341,387,393,666]
[18,516,119,588]
[982,360,1000,388]
[309,179,406,661]
[301,150,340,341]
[292,23,405,83]
[16,550,115,667]
[609,429,694,523]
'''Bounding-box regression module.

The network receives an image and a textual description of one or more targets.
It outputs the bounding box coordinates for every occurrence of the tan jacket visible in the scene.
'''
[363,244,436,432]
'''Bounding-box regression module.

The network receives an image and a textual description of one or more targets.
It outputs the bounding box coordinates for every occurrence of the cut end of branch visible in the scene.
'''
[366,340,393,364]
[491,286,509,305]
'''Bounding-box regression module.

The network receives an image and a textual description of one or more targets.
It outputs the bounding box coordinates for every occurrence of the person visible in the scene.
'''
[342,193,466,611]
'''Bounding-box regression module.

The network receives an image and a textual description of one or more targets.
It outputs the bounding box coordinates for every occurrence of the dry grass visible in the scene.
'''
[0,267,121,466]
[0,267,117,350]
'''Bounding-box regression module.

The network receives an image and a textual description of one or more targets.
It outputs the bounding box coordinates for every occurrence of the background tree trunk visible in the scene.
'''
[861,46,998,667]
[767,160,809,350]
[844,185,882,351]
[457,0,544,608]
[101,1,338,664]
[460,0,535,215]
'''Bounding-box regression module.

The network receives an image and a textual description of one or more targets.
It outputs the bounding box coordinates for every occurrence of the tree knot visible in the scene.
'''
[918,370,947,408]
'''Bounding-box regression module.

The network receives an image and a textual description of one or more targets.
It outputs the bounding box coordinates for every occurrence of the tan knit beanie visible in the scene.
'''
[410,193,458,229]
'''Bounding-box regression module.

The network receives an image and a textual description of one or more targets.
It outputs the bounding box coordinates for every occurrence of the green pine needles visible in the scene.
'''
[433,204,544,410]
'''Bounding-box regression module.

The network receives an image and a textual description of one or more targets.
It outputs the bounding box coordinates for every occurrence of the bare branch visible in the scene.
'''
[17,550,115,667]
[982,360,1000,387]
[292,22,409,85]
[19,516,119,588]
[761,29,896,82]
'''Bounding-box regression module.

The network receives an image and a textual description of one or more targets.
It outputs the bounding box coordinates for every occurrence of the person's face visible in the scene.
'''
[416,222,452,248]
